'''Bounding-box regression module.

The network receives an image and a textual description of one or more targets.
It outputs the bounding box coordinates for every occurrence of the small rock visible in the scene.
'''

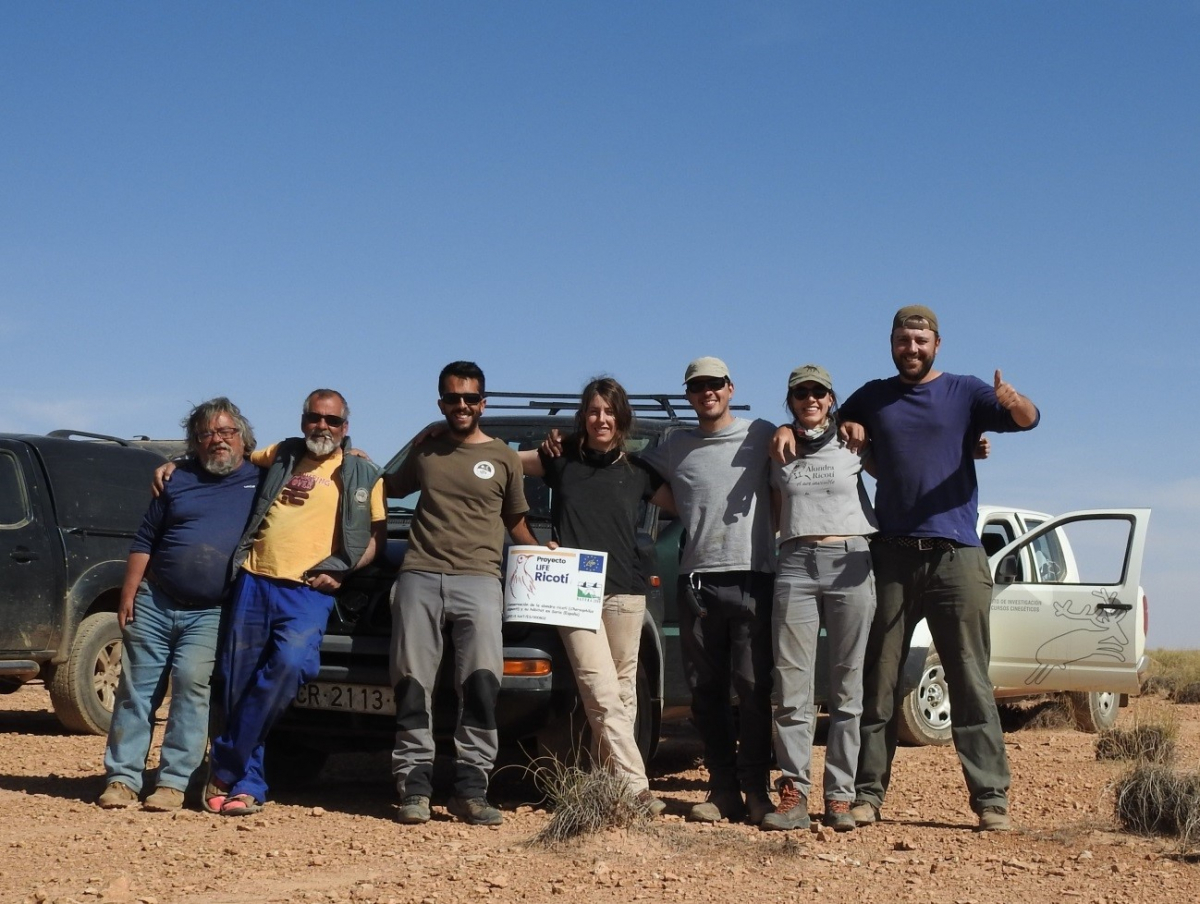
[893,839,916,852]
[311,807,327,817]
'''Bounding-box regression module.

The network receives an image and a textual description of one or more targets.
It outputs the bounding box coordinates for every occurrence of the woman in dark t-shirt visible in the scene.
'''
[520,377,674,816]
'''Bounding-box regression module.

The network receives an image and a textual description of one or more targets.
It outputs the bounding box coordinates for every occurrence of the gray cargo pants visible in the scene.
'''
[389,571,502,799]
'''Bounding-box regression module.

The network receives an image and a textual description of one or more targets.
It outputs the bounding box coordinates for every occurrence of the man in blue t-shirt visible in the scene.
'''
[839,305,1039,833]
[97,398,260,812]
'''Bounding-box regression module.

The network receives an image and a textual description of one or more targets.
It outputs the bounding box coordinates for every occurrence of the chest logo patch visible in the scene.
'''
[281,473,316,506]
[354,487,369,505]
[473,461,496,480]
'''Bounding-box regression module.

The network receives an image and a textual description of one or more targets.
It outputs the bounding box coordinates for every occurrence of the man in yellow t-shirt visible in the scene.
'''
[207,389,386,816]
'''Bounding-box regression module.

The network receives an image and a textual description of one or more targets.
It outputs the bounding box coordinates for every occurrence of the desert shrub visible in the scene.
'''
[527,759,646,846]
[1113,764,1200,846]
[1096,723,1177,764]
[1145,650,1200,701]
[1142,674,1177,698]
[1172,682,1200,705]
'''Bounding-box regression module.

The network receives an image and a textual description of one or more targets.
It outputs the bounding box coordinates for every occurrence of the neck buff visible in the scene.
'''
[794,417,837,452]
[580,444,625,467]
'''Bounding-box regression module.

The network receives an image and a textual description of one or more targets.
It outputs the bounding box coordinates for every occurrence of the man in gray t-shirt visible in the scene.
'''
[640,356,776,825]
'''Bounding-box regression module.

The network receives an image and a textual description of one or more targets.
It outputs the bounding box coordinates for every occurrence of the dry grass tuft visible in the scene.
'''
[1022,698,1075,730]
[999,698,1074,732]
[1113,764,1200,846]
[525,758,647,847]
[1096,723,1177,764]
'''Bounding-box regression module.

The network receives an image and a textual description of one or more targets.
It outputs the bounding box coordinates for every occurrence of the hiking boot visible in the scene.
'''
[849,799,881,826]
[745,789,775,826]
[636,789,667,817]
[98,781,139,809]
[822,799,855,832]
[760,778,809,831]
[977,806,1012,832]
[447,795,503,826]
[395,795,431,825]
[143,786,185,812]
[687,790,747,824]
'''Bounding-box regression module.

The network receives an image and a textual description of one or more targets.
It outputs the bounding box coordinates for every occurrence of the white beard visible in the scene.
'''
[201,444,238,476]
[306,433,338,457]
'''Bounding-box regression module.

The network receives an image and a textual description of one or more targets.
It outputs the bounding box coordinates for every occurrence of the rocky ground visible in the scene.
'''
[2,686,1198,904]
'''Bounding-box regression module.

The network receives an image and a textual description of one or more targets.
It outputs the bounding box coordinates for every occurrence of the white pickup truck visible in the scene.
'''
[896,506,1151,745]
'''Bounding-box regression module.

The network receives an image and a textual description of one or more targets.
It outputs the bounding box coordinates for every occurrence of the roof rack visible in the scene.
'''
[482,392,749,421]
[46,430,150,445]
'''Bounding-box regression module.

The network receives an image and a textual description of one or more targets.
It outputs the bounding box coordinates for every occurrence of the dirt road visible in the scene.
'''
[2,686,1196,904]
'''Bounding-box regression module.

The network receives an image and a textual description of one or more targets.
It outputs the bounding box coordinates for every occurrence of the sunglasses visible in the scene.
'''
[441,392,484,406]
[790,385,830,401]
[302,412,347,428]
[685,378,728,394]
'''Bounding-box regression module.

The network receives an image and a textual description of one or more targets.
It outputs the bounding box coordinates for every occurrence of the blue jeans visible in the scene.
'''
[210,571,333,802]
[103,582,221,794]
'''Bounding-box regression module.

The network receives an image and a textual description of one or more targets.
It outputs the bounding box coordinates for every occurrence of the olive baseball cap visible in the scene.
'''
[683,356,731,383]
[892,304,939,334]
[787,364,833,391]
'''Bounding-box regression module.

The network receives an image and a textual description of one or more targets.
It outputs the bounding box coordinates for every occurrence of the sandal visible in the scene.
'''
[202,776,231,815]
[220,793,264,816]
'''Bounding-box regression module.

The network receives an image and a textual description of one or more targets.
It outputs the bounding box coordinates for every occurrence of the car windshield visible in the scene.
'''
[385,422,657,523]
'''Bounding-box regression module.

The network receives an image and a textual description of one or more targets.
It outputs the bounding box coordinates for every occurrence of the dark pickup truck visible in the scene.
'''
[0,431,182,733]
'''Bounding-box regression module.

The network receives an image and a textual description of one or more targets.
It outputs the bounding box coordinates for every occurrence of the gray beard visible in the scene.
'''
[201,445,238,476]
[306,433,338,457]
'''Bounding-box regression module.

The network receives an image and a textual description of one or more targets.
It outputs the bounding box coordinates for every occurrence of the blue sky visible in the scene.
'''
[2,2,1196,646]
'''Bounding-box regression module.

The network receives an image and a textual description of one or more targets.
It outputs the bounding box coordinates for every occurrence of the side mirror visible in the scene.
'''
[997,554,1020,585]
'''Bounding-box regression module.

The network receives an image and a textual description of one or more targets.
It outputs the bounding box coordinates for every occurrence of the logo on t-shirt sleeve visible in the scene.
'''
[473,461,496,480]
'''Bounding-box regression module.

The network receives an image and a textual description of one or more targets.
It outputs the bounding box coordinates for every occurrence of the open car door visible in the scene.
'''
[987,509,1149,695]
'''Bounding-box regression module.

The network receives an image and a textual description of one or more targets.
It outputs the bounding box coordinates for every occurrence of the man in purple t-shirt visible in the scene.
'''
[839,305,1039,833]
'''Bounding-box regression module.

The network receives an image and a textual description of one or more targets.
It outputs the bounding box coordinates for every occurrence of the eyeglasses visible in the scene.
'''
[685,378,727,394]
[197,427,240,443]
[441,392,483,406]
[790,386,830,401]
[302,412,347,428]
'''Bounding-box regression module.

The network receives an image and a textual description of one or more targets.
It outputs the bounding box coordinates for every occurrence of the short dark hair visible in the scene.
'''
[304,389,349,419]
[183,397,256,456]
[573,376,633,453]
[439,361,486,395]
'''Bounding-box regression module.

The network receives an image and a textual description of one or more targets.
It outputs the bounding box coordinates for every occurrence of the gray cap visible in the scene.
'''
[787,364,833,391]
[683,356,731,383]
[892,304,939,333]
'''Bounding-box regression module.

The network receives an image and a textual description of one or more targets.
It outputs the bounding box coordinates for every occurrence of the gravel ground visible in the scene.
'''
[2,685,1198,904]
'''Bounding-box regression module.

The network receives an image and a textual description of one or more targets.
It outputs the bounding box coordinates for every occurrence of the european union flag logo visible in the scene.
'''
[579,554,604,574]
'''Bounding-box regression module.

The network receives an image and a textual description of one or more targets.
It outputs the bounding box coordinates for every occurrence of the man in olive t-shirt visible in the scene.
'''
[385,361,539,827]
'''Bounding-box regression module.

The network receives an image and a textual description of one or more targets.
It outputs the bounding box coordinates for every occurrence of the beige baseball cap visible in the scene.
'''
[787,364,833,390]
[682,356,731,383]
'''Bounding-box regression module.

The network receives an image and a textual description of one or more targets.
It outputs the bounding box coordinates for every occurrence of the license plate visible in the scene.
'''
[293,682,395,716]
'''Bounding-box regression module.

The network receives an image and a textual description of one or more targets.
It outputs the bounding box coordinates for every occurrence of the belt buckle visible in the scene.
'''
[916,537,934,552]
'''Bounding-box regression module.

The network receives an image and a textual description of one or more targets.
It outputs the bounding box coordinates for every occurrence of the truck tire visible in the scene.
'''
[897,651,953,746]
[48,611,123,735]
[1067,691,1119,733]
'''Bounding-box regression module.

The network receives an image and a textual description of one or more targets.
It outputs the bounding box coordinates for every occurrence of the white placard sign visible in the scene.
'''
[503,546,608,630]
